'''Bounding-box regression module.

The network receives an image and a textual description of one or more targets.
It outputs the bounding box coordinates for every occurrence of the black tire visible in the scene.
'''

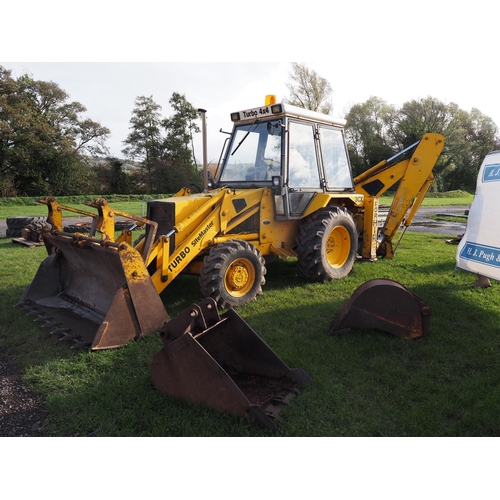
[6,216,47,230]
[115,220,134,230]
[6,228,22,237]
[133,232,146,247]
[63,225,90,233]
[200,239,266,309]
[296,206,358,282]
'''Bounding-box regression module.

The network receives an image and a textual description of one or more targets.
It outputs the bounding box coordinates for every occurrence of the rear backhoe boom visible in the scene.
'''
[354,133,445,260]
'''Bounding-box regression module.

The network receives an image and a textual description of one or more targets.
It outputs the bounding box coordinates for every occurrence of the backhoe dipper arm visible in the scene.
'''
[354,133,445,260]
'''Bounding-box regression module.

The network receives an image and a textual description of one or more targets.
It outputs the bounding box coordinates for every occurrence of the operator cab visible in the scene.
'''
[215,96,355,219]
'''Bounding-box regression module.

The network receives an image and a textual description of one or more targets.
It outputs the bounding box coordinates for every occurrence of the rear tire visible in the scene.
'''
[296,206,358,282]
[200,239,266,309]
[6,216,47,230]
[6,228,22,237]
[63,225,90,233]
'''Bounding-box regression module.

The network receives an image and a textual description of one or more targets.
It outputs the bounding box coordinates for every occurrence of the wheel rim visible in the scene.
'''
[224,258,256,297]
[326,225,350,268]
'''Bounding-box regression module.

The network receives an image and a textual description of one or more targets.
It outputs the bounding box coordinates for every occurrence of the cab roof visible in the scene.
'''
[230,102,346,128]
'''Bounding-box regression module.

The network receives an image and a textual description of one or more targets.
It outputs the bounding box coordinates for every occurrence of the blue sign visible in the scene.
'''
[459,241,500,268]
[482,163,500,183]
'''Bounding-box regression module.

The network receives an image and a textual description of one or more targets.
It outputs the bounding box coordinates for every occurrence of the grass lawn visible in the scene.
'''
[1,197,499,437]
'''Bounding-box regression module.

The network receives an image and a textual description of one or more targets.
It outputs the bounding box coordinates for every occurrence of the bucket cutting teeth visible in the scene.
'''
[18,300,96,348]
[50,327,70,336]
[33,314,50,323]
[40,321,59,329]
[71,340,92,349]
[59,333,81,342]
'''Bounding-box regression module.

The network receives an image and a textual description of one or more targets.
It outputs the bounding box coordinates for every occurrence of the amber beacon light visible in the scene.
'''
[265,95,277,105]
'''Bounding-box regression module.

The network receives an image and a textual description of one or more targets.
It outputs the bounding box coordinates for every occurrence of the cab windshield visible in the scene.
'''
[219,120,282,183]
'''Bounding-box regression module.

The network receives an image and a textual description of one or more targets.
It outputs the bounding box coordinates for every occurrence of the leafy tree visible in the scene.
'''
[345,95,500,192]
[0,66,110,196]
[123,92,203,194]
[284,62,333,114]
[159,92,202,192]
[447,108,500,191]
[122,95,163,193]
[162,92,200,164]
[388,97,468,191]
[344,96,396,177]
[390,97,500,192]
[92,157,132,194]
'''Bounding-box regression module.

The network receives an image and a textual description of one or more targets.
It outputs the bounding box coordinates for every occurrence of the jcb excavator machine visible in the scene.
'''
[19,96,445,351]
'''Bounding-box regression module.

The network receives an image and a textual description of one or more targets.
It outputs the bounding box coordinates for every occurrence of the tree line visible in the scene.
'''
[285,62,500,193]
[0,66,110,197]
[1,63,499,197]
[345,96,500,192]
[0,66,202,197]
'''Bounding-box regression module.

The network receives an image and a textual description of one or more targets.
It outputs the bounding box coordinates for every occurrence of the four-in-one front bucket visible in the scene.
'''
[17,197,168,349]
[151,298,312,431]
[18,234,169,349]
[328,278,431,339]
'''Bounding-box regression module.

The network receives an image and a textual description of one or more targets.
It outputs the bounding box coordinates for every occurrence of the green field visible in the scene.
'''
[0,190,475,220]
[2,193,499,437]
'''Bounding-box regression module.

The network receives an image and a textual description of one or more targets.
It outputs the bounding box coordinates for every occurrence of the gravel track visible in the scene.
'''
[0,348,49,436]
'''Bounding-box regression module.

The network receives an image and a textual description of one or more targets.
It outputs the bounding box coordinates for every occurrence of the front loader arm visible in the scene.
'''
[354,133,445,260]
[147,188,265,294]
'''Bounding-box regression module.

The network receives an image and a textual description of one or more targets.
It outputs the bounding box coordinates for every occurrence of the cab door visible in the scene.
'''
[273,119,322,220]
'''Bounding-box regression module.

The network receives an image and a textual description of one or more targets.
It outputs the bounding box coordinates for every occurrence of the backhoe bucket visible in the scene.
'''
[18,231,169,350]
[328,279,431,339]
[151,298,312,431]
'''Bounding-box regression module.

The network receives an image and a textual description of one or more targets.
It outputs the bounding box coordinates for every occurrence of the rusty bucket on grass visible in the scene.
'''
[328,278,431,339]
[151,298,312,431]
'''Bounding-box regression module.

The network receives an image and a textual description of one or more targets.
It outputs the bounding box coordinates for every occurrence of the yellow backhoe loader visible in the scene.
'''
[16,96,444,429]
[18,96,444,351]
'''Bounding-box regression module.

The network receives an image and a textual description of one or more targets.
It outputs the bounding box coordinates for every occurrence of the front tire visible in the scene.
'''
[296,207,358,282]
[200,239,266,308]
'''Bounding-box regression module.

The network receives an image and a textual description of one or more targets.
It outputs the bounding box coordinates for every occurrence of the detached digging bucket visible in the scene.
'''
[151,298,312,431]
[18,231,168,350]
[328,278,431,339]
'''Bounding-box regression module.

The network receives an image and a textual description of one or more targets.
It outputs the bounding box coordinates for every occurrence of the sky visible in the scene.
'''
[2,1,499,169]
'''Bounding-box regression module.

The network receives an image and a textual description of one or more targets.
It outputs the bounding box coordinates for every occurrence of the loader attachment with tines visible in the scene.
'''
[151,298,312,431]
[17,197,169,350]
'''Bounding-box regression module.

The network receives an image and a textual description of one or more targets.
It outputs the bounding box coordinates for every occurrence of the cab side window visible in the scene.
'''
[320,127,353,189]
[288,122,321,189]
